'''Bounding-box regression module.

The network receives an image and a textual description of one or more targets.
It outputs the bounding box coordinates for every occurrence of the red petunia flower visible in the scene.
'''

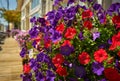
[112,15,120,29]
[78,52,90,65]
[52,54,64,65]
[109,32,120,50]
[62,40,72,46]
[56,65,67,76]
[104,68,120,81]
[46,21,50,26]
[56,23,65,34]
[23,64,31,74]
[44,39,51,48]
[83,21,93,30]
[118,51,120,57]
[64,27,77,39]
[94,49,108,63]
[82,9,93,19]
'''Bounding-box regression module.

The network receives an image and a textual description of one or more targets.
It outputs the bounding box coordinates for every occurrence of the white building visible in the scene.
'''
[21,0,53,31]
[20,0,120,31]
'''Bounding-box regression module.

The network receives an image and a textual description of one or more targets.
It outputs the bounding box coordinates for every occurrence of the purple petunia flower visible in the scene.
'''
[20,48,26,57]
[30,16,36,23]
[64,6,77,21]
[108,39,112,45]
[80,0,86,2]
[115,60,120,71]
[37,18,46,26]
[29,58,41,72]
[84,78,91,81]
[36,52,46,62]
[29,26,39,38]
[98,78,107,81]
[29,58,36,68]
[107,3,120,16]
[78,32,84,40]
[81,5,87,10]
[55,9,64,21]
[92,62,104,76]
[93,3,102,11]
[32,40,37,48]
[108,3,120,12]
[93,32,100,41]
[68,0,75,4]
[36,52,51,64]
[51,30,62,43]
[69,78,78,81]
[20,73,32,81]
[87,0,93,2]
[35,72,45,81]
[74,65,86,78]
[46,70,56,81]
[60,45,74,56]
[46,10,56,21]
[63,61,73,68]
[38,27,46,33]
[97,11,106,24]
[98,43,107,49]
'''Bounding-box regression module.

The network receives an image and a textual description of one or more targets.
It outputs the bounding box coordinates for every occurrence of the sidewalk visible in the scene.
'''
[0,37,22,81]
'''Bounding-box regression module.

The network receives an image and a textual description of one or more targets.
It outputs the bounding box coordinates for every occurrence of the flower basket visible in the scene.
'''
[19,0,120,81]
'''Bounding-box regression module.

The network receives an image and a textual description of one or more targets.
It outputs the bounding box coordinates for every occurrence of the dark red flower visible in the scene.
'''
[82,9,93,19]
[112,15,120,29]
[44,39,51,48]
[52,54,64,65]
[83,21,93,30]
[23,64,31,74]
[56,23,65,34]
[94,49,108,63]
[78,52,90,65]
[109,32,120,50]
[64,27,77,39]
[118,51,120,57]
[56,65,67,76]
[34,36,41,44]
[46,21,50,26]
[62,40,72,46]
[104,68,120,81]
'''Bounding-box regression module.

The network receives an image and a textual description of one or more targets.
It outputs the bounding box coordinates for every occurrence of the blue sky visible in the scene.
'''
[0,0,17,26]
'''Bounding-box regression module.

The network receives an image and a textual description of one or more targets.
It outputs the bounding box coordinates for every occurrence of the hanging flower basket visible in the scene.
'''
[19,0,120,81]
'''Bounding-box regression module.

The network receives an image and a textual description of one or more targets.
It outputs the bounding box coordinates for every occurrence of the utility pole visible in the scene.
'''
[6,0,9,30]
[102,0,112,10]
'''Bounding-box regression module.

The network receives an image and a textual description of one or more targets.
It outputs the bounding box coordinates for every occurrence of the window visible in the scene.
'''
[31,0,39,9]
[32,12,39,18]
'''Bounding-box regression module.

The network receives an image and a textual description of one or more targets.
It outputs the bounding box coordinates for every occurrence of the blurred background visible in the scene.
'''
[0,0,120,81]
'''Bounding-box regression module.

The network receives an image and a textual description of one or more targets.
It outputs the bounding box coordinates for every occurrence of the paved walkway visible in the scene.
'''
[0,37,22,81]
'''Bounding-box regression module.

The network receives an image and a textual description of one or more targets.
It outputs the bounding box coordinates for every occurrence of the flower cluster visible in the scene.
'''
[19,0,120,81]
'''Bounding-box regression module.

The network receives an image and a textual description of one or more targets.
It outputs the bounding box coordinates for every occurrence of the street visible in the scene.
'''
[0,37,22,81]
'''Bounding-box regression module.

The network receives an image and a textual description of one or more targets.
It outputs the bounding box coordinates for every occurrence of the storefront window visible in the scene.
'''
[31,0,39,9]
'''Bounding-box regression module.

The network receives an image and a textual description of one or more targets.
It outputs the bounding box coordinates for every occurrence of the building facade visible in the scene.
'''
[0,24,5,32]
[21,0,53,31]
[20,0,120,31]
